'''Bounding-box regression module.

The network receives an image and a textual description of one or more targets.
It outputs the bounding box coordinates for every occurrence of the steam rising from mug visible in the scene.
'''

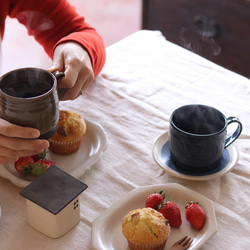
[0,68,65,139]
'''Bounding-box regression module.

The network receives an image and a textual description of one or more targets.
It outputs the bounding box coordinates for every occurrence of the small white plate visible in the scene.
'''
[152,131,239,181]
[92,183,217,250]
[0,119,108,188]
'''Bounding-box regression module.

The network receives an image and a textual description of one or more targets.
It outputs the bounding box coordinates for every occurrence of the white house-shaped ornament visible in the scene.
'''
[20,165,88,238]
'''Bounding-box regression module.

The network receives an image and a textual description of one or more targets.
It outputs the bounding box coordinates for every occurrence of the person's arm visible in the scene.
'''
[0,0,106,165]
[9,0,106,77]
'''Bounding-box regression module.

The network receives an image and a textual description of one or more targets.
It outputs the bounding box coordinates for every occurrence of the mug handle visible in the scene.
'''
[52,70,66,100]
[224,116,242,148]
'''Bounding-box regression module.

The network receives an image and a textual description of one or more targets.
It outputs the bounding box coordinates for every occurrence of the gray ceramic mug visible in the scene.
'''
[0,68,65,139]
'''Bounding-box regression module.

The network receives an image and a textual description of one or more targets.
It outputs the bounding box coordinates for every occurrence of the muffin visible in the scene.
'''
[122,208,170,250]
[48,110,87,155]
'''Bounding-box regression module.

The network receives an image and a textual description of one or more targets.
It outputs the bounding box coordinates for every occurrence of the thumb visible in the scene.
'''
[47,61,63,73]
[47,49,64,72]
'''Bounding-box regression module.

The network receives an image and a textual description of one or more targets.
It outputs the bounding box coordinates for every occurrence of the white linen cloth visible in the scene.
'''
[0,30,250,249]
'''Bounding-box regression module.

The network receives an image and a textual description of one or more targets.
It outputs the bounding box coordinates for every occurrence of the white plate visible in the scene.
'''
[152,131,239,181]
[92,183,217,250]
[0,119,108,188]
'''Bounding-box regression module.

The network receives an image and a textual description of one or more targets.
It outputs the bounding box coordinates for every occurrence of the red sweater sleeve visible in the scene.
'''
[9,0,106,76]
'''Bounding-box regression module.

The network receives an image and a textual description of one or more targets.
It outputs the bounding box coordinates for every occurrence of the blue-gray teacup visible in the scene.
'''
[169,104,242,173]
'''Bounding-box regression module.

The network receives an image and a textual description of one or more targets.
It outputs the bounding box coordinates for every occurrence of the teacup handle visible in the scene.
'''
[52,70,66,100]
[224,117,242,148]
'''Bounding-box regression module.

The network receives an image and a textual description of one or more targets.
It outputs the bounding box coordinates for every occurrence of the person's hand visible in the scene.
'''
[0,119,49,165]
[48,42,94,100]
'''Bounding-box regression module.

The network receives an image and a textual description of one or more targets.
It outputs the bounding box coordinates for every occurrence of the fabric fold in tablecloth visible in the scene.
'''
[0,30,249,249]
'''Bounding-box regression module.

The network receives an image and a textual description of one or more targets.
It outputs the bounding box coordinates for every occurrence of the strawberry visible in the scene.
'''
[158,202,182,227]
[145,190,165,210]
[185,201,206,230]
[31,149,47,161]
[31,159,55,176]
[14,156,34,175]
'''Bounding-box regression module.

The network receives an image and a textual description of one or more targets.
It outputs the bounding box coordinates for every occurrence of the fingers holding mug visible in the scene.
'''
[0,120,49,164]
[49,41,94,100]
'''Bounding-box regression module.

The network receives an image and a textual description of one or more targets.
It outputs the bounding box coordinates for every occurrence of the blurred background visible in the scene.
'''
[1,0,141,74]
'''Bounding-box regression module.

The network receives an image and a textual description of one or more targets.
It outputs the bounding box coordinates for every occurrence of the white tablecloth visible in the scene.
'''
[0,30,250,249]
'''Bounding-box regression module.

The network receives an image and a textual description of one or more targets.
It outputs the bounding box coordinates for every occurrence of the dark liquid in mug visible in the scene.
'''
[180,123,220,134]
[172,106,225,135]
[1,80,52,99]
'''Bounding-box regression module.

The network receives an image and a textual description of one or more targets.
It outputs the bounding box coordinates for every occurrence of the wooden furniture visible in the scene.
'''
[142,0,250,78]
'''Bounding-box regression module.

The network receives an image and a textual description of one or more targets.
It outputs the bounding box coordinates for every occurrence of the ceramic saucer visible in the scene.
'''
[152,131,239,180]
